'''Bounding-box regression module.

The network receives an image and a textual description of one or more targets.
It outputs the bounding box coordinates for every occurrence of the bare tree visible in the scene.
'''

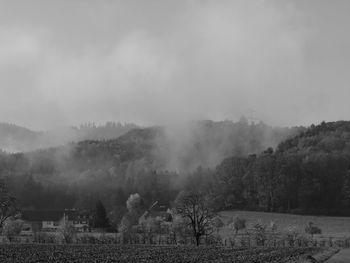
[59,220,76,244]
[0,179,19,229]
[175,191,216,246]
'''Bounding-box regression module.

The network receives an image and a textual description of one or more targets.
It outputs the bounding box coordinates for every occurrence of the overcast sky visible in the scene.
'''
[0,0,349,130]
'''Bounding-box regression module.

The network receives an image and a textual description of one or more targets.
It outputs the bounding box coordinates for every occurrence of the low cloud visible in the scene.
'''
[0,1,348,129]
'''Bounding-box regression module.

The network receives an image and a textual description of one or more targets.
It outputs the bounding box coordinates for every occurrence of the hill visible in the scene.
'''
[212,121,350,216]
[0,122,139,152]
[277,120,350,154]
[0,119,300,216]
[0,123,40,152]
[19,119,301,173]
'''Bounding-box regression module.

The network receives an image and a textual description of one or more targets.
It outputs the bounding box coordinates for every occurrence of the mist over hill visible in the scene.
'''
[7,118,301,173]
[4,119,350,218]
[0,122,139,153]
[152,119,302,171]
[0,119,302,216]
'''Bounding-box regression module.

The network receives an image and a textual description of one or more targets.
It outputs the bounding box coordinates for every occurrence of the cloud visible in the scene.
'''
[0,1,348,129]
[0,27,41,66]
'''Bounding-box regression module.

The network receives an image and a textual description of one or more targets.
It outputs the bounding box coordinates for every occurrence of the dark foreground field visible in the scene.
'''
[0,244,320,263]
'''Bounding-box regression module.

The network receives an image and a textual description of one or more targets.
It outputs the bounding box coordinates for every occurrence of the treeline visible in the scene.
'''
[196,121,350,216]
[0,119,328,226]
[6,169,179,228]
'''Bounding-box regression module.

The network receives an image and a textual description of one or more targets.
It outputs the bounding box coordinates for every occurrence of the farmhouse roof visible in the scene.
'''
[139,203,172,223]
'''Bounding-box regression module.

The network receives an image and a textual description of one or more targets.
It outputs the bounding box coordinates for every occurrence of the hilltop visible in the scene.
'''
[0,122,139,152]
[277,120,350,154]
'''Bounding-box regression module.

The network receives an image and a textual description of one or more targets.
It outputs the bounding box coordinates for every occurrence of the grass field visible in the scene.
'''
[0,244,320,263]
[220,210,350,238]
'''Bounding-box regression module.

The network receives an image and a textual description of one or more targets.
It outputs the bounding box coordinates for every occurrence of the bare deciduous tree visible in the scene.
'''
[175,191,216,246]
[0,180,19,229]
[59,220,76,244]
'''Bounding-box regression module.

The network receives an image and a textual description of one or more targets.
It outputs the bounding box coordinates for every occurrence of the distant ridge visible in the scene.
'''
[0,122,139,152]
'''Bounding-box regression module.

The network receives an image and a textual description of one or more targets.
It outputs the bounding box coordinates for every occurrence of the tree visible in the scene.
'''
[2,219,23,242]
[126,193,144,214]
[0,179,19,229]
[139,217,162,244]
[228,216,246,235]
[59,220,76,243]
[122,193,145,226]
[118,215,133,243]
[118,193,145,241]
[93,200,109,229]
[305,222,322,238]
[109,206,127,230]
[174,191,216,246]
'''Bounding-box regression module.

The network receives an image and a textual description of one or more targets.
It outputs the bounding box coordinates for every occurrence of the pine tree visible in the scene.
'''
[93,200,109,228]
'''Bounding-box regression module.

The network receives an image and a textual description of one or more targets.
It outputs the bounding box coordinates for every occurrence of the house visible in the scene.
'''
[132,202,173,235]
[21,209,91,233]
[138,202,173,224]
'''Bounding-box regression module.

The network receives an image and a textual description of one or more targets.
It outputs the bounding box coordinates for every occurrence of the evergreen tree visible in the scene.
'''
[93,200,109,228]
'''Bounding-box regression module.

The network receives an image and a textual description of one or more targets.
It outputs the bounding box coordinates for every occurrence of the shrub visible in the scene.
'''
[2,219,23,242]
[205,234,223,246]
[59,221,76,244]
[253,222,267,246]
[295,235,309,247]
[212,216,224,233]
[285,225,300,246]
[33,232,57,243]
[305,222,322,238]
[76,234,93,244]
[229,216,246,235]
[270,221,278,233]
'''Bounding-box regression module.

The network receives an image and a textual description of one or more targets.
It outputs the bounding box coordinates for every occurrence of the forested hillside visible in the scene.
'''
[5,121,350,220]
[0,119,300,225]
[210,121,350,216]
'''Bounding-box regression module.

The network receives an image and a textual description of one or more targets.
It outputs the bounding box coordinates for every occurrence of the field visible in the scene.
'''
[0,244,319,263]
[220,210,350,238]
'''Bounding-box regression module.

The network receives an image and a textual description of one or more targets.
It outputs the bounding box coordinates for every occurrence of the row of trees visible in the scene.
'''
[0,174,325,246]
[209,149,350,215]
[4,147,350,226]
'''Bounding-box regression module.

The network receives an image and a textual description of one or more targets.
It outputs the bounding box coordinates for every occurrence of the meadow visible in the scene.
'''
[220,210,350,238]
